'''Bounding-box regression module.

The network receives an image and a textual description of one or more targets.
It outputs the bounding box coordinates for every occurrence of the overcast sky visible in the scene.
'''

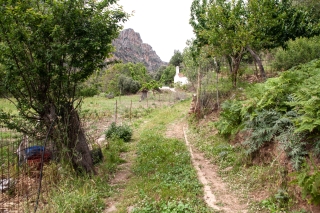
[117,0,195,62]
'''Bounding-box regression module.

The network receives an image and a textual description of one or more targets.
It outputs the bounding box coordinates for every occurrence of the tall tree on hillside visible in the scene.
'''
[247,0,319,77]
[0,0,127,174]
[190,0,319,86]
[204,0,248,87]
[160,65,176,86]
[169,50,183,67]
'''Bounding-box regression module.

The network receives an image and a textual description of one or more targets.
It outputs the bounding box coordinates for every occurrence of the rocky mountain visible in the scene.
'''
[112,28,167,72]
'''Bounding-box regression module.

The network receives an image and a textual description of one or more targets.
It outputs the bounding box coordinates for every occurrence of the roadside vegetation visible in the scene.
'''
[1,0,320,212]
[114,101,213,212]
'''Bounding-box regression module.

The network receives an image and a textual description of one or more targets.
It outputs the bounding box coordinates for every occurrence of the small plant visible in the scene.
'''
[258,186,290,213]
[105,122,132,142]
[242,109,292,155]
[214,100,244,135]
[293,164,320,205]
[277,126,307,170]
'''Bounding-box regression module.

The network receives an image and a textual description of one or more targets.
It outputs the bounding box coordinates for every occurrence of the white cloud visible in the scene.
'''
[117,0,195,62]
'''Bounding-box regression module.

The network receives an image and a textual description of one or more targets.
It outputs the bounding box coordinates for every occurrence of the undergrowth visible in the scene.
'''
[207,59,320,211]
[39,137,128,212]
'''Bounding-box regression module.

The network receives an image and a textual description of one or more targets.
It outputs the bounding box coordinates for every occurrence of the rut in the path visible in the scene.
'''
[166,120,247,213]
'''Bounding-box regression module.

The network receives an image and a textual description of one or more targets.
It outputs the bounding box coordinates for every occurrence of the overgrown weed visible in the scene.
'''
[39,135,128,212]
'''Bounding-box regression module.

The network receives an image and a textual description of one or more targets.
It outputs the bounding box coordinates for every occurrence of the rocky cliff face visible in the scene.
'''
[112,28,167,72]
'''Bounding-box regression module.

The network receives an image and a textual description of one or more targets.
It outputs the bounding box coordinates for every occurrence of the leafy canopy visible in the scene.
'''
[0,0,127,123]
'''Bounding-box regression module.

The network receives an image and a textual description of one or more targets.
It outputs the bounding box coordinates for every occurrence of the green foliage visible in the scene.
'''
[243,110,292,155]
[132,199,197,213]
[261,189,290,212]
[41,165,112,212]
[78,86,99,97]
[293,165,320,205]
[160,65,176,86]
[214,100,244,135]
[118,74,141,94]
[272,36,320,71]
[105,122,132,142]
[277,126,307,170]
[101,62,152,95]
[49,185,105,213]
[0,0,127,118]
[132,131,210,212]
[102,137,127,173]
[216,59,320,170]
[140,80,161,92]
[288,61,320,133]
[0,0,128,173]
[169,50,183,67]
[153,66,166,81]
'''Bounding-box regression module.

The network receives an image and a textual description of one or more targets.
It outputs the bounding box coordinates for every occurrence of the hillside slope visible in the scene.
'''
[112,28,167,72]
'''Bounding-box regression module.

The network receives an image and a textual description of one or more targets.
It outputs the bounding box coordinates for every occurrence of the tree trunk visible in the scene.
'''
[230,49,245,88]
[67,108,96,175]
[43,104,96,175]
[226,56,233,74]
[195,67,202,117]
[231,56,241,88]
[140,90,148,101]
[246,46,266,79]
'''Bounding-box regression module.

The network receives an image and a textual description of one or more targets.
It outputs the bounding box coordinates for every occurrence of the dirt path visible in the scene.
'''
[104,148,135,213]
[104,118,247,212]
[166,120,248,213]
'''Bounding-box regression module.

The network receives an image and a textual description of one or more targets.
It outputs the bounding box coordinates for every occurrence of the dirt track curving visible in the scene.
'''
[166,120,248,213]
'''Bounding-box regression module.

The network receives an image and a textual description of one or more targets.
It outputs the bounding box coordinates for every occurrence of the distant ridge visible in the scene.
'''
[112,28,167,72]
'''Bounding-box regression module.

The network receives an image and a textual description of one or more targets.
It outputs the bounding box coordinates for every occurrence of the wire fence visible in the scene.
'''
[0,89,190,212]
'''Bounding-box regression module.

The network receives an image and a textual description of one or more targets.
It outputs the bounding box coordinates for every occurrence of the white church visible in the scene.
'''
[174,66,188,85]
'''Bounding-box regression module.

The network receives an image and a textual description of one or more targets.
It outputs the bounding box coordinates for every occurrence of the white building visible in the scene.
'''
[174,66,188,85]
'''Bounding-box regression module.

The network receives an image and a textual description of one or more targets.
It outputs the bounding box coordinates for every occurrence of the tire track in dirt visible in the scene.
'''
[166,120,247,213]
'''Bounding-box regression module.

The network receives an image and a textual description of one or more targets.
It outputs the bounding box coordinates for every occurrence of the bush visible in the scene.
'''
[105,122,132,142]
[272,36,320,71]
[78,86,98,97]
[118,75,141,95]
[293,165,320,205]
[214,100,244,135]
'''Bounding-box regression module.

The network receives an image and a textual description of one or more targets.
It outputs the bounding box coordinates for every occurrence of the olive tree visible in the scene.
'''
[0,0,127,174]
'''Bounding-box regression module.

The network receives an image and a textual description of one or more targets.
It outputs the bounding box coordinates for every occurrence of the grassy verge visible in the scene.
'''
[112,100,214,212]
[39,138,128,212]
[187,114,301,212]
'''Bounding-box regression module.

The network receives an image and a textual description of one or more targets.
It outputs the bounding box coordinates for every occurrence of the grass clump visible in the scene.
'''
[105,122,132,142]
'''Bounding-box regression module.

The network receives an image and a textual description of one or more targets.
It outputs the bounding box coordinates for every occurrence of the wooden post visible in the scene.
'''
[130,100,132,122]
[146,96,148,108]
[115,100,117,124]
[196,67,201,116]
[216,71,219,109]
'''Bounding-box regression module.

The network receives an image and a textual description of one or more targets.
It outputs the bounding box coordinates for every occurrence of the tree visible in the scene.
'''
[0,0,127,174]
[169,50,183,67]
[190,0,319,86]
[100,62,151,95]
[160,65,176,86]
[204,0,248,87]
[153,65,166,81]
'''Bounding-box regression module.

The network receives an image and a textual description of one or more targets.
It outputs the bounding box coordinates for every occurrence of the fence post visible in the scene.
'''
[130,100,132,122]
[115,100,117,124]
